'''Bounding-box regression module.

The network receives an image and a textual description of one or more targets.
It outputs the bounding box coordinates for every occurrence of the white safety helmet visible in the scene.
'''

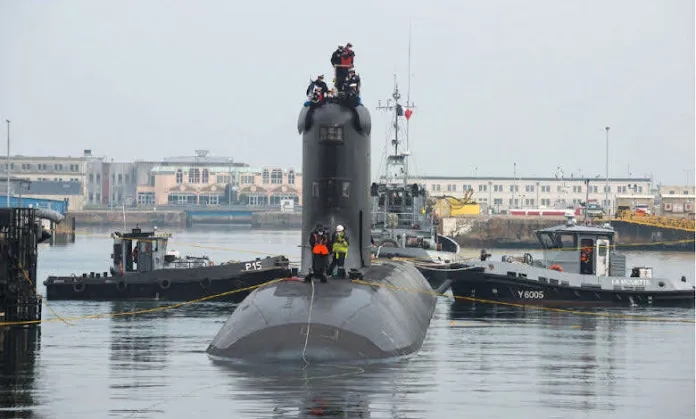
[336,225,344,232]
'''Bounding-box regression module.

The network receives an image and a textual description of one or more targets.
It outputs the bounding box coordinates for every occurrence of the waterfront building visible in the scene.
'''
[418,176,652,214]
[134,150,302,207]
[3,150,136,208]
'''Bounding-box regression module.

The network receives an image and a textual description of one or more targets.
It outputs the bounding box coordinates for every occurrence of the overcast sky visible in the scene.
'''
[1,0,693,185]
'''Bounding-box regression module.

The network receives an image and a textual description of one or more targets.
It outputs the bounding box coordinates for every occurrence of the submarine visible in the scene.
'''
[206,72,437,364]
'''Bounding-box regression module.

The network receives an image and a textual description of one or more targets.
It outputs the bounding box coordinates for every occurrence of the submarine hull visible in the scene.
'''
[206,261,436,363]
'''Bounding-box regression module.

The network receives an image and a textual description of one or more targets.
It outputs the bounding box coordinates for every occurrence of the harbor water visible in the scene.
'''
[2,227,694,418]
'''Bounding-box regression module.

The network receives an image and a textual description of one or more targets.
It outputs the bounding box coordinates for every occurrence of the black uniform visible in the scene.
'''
[306,79,328,96]
[330,48,344,66]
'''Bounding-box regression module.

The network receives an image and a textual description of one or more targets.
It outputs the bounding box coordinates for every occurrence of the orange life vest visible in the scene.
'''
[312,233,329,255]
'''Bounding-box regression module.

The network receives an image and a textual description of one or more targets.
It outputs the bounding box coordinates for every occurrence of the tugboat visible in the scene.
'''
[43,227,292,301]
[450,213,695,307]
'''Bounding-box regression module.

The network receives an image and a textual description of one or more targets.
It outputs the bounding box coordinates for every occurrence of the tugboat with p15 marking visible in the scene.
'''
[450,213,695,307]
[44,227,291,301]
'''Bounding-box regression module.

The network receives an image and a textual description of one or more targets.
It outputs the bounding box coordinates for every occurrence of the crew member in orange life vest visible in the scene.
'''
[307,224,330,282]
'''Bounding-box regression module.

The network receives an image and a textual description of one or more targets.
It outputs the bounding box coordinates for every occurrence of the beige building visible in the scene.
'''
[4,150,137,208]
[418,176,651,213]
[135,152,302,207]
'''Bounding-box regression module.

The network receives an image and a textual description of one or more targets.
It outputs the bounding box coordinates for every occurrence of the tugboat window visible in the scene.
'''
[320,126,343,142]
[342,181,350,198]
[312,181,319,198]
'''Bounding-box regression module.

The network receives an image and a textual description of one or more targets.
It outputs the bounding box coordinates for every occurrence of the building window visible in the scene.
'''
[137,192,155,205]
[189,168,200,183]
[510,185,519,192]
[200,194,221,205]
[216,174,231,184]
[431,184,441,192]
[168,193,196,205]
[202,169,209,183]
[271,169,283,184]
[604,185,611,193]
[118,174,122,184]
[148,174,155,186]
[541,185,551,193]
[88,173,94,183]
[592,186,598,193]
[55,164,63,171]
[241,175,254,184]
[262,169,269,184]
[176,169,183,184]
[478,184,487,192]
[288,170,295,185]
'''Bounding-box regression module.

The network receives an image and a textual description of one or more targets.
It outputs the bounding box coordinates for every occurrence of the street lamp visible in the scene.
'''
[5,119,10,208]
[604,126,610,212]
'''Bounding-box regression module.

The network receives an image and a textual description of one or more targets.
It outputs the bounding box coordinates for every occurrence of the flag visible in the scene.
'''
[405,109,413,120]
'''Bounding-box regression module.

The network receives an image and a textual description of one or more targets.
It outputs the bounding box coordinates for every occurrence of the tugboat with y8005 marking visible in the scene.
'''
[43,227,291,301]
[450,213,695,307]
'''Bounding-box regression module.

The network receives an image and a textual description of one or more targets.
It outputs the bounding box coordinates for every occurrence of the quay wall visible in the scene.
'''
[251,212,302,229]
[70,210,186,228]
[69,209,302,229]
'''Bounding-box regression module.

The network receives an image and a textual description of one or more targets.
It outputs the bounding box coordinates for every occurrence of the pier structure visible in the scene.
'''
[0,208,42,324]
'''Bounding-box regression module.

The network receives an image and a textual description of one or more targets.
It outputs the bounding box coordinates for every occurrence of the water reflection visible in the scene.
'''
[210,362,420,418]
[0,327,41,418]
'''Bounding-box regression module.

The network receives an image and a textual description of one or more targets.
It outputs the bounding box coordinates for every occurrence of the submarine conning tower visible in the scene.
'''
[297,99,372,274]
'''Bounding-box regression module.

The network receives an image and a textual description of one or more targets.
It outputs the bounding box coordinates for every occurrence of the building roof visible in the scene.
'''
[17,180,82,195]
[150,166,301,175]
[151,165,239,174]
[0,173,32,184]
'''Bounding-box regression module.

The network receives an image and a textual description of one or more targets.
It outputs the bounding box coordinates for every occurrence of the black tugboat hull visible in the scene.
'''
[43,256,292,301]
[450,268,696,308]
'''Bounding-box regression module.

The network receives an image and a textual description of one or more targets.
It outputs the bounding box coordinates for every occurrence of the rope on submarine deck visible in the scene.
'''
[302,277,315,368]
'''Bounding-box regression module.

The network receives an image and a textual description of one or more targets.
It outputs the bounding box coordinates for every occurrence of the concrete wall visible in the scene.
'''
[71,209,186,227]
[251,211,302,229]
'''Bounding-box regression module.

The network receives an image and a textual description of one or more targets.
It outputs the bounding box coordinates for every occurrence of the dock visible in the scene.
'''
[0,208,43,325]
